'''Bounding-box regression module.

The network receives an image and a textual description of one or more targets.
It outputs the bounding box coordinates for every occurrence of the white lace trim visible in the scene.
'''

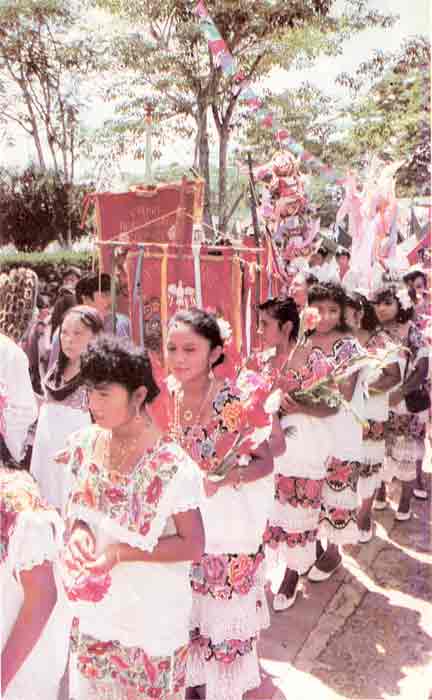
[9,508,64,574]
[190,566,269,644]
[187,638,261,700]
[266,539,316,575]
[322,483,358,509]
[319,519,359,546]
[269,501,320,532]
[69,462,202,554]
[391,436,425,463]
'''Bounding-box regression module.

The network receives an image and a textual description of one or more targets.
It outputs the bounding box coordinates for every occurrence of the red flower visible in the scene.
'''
[202,555,229,586]
[147,689,163,698]
[145,476,163,505]
[139,520,150,537]
[105,488,126,504]
[66,573,112,603]
[228,554,254,594]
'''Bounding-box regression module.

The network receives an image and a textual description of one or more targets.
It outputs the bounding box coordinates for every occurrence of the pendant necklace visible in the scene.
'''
[182,377,215,424]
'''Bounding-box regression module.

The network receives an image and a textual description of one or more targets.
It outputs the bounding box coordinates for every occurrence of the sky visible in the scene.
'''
[267,0,430,98]
[1,0,430,174]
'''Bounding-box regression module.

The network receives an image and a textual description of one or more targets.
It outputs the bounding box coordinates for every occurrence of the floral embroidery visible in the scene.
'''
[76,632,188,696]
[57,429,187,604]
[263,526,317,549]
[325,457,361,493]
[363,419,386,442]
[387,412,426,440]
[0,469,49,564]
[275,475,324,510]
[179,372,271,475]
[359,462,382,479]
[60,430,180,539]
[190,547,265,600]
[320,506,357,530]
[190,629,256,665]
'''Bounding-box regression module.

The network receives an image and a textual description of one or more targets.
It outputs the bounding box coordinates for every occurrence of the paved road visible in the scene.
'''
[248,466,432,700]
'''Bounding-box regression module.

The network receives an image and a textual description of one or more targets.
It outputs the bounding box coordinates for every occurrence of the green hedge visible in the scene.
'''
[0,250,96,301]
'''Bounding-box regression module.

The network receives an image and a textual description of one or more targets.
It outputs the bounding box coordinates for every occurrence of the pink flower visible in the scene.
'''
[66,573,112,603]
[202,555,229,586]
[304,479,323,501]
[105,488,125,504]
[228,554,254,594]
[145,476,163,505]
[276,475,296,504]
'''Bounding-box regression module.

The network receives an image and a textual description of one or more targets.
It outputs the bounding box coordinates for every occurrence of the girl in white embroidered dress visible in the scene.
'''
[31,306,103,511]
[165,309,274,700]
[281,284,364,581]
[58,336,204,700]
[1,333,69,700]
[372,285,429,519]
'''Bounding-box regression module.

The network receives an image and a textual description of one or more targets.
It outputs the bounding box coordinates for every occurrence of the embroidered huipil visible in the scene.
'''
[1,469,69,700]
[317,337,365,545]
[260,347,332,578]
[173,369,273,700]
[56,426,202,660]
[358,331,396,501]
[383,321,429,483]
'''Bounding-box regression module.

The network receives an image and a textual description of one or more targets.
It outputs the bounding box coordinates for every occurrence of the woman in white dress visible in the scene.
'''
[344,293,401,541]
[0,329,70,700]
[58,335,204,700]
[164,309,274,700]
[372,285,429,519]
[31,305,103,511]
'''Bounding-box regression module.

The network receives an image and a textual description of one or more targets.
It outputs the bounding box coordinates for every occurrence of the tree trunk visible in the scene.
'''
[218,126,229,235]
[196,102,213,233]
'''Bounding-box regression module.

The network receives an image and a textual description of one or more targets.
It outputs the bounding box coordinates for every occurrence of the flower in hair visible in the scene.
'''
[396,288,413,311]
[217,317,232,343]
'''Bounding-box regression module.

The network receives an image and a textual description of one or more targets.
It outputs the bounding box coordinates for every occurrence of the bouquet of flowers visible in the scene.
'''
[206,369,281,483]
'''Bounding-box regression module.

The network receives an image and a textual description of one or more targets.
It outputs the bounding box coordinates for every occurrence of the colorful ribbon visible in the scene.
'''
[194,1,342,183]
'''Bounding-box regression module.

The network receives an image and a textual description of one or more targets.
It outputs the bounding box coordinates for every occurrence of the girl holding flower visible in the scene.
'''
[279,284,365,582]
[57,335,204,700]
[254,296,339,610]
[344,293,401,541]
[165,309,274,700]
[372,285,429,519]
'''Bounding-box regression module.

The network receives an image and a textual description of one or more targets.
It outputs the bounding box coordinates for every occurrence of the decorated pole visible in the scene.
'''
[247,151,262,314]
[144,102,154,185]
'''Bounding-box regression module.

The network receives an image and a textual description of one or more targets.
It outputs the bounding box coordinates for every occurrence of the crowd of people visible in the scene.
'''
[0,246,430,700]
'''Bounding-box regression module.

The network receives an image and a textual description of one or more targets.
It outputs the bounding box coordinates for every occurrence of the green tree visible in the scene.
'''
[91,0,395,233]
[337,36,431,195]
[0,166,93,251]
[0,0,104,186]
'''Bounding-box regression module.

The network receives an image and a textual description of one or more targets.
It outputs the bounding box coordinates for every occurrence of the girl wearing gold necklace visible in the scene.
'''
[165,309,274,700]
[57,335,204,700]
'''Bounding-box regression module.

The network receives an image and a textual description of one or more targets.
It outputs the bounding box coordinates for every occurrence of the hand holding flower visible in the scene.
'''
[83,545,120,576]
[68,521,96,567]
